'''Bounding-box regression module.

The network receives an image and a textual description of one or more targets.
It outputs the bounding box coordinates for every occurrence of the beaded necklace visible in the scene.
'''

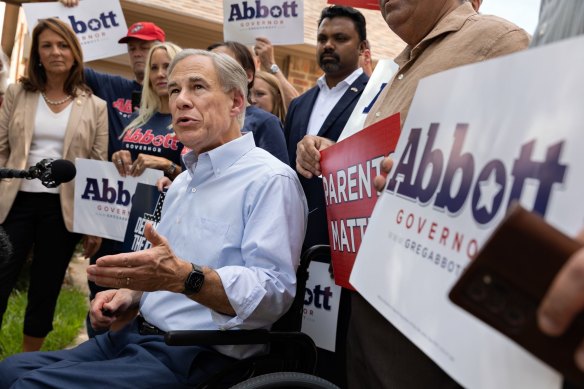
[41,92,72,105]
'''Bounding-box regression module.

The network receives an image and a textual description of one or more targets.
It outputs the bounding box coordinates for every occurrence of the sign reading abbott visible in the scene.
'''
[301,260,342,352]
[223,0,304,45]
[350,37,584,388]
[23,0,128,62]
[73,159,162,241]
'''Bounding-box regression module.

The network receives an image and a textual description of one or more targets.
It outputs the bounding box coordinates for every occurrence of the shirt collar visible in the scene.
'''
[182,132,256,177]
[316,67,364,91]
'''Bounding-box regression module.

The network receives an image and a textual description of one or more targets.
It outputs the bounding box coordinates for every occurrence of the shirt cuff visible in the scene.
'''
[212,266,267,330]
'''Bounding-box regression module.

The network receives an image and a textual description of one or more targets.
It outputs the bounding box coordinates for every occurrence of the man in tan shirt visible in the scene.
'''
[295,0,529,387]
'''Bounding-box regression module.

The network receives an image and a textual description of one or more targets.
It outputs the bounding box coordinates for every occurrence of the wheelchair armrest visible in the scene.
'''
[165,330,318,375]
[165,329,270,346]
[164,329,316,348]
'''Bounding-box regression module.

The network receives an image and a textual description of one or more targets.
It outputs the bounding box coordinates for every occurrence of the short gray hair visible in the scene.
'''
[168,49,248,125]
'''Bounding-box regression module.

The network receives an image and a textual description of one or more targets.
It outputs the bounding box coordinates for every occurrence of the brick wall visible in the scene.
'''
[286,55,321,94]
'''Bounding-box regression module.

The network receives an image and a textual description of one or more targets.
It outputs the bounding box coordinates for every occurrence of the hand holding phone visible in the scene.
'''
[449,204,584,384]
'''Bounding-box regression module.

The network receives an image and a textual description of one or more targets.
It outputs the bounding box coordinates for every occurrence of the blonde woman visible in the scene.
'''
[112,42,183,179]
[251,70,287,123]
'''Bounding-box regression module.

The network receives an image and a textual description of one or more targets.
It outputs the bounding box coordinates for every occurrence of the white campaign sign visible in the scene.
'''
[23,0,127,62]
[223,0,304,45]
[351,36,584,388]
[301,261,342,352]
[73,159,162,241]
[337,59,398,142]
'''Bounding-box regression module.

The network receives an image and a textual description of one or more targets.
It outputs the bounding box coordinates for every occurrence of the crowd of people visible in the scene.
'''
[0,0,583,387]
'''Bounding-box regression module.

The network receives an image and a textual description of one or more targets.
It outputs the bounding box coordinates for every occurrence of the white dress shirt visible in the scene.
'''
[306,67,364,136]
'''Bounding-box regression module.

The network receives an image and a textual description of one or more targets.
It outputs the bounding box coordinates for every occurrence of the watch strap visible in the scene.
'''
[165,162,177,176]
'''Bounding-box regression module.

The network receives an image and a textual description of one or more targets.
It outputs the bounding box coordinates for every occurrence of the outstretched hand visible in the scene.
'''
[87,223,190,293]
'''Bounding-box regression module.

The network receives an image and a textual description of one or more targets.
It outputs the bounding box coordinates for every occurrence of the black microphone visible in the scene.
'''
[0,159,76,188]
[0,168,29,179]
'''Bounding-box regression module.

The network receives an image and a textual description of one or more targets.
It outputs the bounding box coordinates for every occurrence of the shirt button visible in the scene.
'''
[397,74,404,80]
[375,112,381,117]
[191,188,197,193]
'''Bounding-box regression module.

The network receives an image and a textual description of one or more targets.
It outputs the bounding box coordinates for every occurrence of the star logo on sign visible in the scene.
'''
[271,7,282,17]
[88,20,100,30]
[476,169,503,214]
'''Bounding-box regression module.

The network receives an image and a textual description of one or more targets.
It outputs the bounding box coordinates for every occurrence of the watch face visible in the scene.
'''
[270,64,279,74]
[185,265,204,294]
[191,274,204,290]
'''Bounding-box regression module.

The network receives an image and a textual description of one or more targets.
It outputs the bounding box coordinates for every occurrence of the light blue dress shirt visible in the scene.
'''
[139,133,307,358]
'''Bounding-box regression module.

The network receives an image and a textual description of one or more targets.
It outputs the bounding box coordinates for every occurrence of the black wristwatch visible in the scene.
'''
[183,263,205,294]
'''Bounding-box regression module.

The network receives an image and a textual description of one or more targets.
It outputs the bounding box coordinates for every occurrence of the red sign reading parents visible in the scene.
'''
[327,0,379,10]
[320,113,400,289]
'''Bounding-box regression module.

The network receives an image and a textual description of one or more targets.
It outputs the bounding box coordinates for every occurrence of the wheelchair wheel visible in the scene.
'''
[230,372,340,389]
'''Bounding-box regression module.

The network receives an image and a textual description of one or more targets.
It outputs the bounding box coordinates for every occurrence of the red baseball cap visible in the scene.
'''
[118,22,166,44]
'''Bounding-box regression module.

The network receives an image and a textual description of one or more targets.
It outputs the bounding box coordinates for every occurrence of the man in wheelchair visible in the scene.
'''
[0,49,308,389]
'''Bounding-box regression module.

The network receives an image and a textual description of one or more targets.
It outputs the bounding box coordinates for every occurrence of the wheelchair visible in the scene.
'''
[164,245,340,388]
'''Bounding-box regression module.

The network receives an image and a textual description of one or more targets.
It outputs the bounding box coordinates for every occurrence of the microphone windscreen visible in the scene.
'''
[51,159,77,184]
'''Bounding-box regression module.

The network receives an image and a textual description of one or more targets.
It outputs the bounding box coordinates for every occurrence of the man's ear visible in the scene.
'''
[230,89,246,117]
[358,40,367,56]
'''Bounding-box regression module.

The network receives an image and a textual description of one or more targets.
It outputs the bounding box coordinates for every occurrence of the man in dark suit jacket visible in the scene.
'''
[283,5,369,387]
[285,5,369,250]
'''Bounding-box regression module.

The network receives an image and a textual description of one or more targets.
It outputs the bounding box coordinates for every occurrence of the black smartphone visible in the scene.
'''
[449,204,584,385]
[131,90,142,111]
